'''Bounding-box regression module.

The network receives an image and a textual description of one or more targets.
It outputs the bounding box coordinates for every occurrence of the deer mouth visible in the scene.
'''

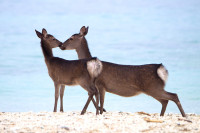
[59,44,66,50]
[59,43,62,47]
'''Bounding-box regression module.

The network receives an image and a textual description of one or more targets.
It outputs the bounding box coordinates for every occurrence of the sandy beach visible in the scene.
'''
[0,111,199,133]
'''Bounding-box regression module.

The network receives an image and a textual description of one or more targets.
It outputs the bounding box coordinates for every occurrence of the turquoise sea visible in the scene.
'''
[0,0,200,114]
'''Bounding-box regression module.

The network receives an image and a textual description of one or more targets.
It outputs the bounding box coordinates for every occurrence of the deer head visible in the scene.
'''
[60,26,89,50]
[35,28,62,48]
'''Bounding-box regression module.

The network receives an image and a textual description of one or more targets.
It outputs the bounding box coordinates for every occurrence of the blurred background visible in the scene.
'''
[0,0,200,114]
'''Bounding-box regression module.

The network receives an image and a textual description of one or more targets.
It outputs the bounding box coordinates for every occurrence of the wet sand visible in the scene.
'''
[0,111,199,133]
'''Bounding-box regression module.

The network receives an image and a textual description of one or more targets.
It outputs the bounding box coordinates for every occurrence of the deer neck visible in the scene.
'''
[76,37,92,59]
[41,40,53,60]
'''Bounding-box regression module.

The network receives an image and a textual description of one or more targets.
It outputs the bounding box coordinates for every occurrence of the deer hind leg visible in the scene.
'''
[81,84,99,115]
[78,78,101,115]
[95,81,106,114]
[164,92,186,117]
[150,89,186,117]
[60,85,65,112]
[81,87,100,115]
[95,92,99,115]
[53,83,61,112]
[90,85,100,115]
[99,88,106,114]
[88,94,106,114]
[155,98,168,116]
[81,92,93,115]
[92,98,98,109]
[91,94,106,113]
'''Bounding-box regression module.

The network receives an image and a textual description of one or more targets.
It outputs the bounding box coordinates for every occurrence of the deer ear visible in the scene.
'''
[80,26,88,36]
[35,30,43,38]
[85,26,89,35]
[42,28,47,37]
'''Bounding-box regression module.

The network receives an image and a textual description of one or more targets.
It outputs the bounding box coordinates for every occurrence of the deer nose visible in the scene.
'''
[59,43,63,47]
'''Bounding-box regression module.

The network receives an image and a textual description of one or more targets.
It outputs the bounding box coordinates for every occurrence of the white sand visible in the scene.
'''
[0,111,199,133]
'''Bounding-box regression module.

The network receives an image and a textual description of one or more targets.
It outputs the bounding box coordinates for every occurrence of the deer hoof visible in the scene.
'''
[81,110,86,115]
[98,107,106,112]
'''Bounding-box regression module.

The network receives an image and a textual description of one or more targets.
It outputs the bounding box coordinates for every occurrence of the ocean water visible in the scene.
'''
[0,0,200,114]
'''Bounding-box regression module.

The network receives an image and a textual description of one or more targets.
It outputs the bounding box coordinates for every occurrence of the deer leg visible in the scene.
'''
[82,94,105,114]
[81,94,93,115]
[151,90,186,117]
[95,81,106,114]
[99,88,106,114]
[60,85,65,112]
[91,98,106,112]
[165,92,186,117]
[95,92,99,115]
[89,84,99,115]
[92,98,98,109]
[82,95,106,114]
[155,98,168,116]
[53,83,60,112]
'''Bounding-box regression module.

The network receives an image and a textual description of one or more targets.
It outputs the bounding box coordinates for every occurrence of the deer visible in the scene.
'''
[59,26,186,117]
[35,28,103,115]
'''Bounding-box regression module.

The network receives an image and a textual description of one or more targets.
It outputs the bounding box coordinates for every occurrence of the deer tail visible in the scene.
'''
[87,57,103,79]
[157,64,168,84]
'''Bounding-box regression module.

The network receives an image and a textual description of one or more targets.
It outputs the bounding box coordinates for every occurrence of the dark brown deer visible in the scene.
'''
[35,28,102,115]
[59,26,186,117]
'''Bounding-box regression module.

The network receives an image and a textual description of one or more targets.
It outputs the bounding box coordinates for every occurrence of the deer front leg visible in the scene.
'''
[60,85,65,112]
[53,83,61,112]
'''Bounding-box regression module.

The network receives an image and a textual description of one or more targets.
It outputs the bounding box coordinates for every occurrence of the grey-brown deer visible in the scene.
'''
[59,26,186,117]
[35,28,102,115]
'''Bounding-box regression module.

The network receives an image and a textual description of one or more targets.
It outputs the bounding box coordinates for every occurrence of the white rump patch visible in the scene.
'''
[87,58,103,78]
[157,65,168,84]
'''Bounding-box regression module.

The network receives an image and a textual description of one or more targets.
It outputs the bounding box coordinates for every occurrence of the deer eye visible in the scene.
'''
[70,38,73,40]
